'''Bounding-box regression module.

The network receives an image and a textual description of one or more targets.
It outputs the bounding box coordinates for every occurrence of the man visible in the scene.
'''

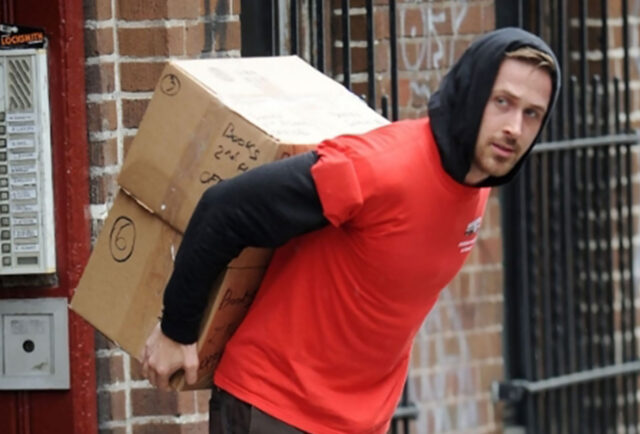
[142,27,560,433]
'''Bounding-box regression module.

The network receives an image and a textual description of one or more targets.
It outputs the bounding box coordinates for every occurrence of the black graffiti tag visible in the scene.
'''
[109,216,136,263]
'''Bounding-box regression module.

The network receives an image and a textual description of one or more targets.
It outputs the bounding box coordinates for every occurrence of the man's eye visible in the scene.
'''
[525,109,540,119]
[495,97,508,106]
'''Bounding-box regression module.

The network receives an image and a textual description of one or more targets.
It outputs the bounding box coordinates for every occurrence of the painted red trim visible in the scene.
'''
[56,0,97,432]
[0,0,97,432]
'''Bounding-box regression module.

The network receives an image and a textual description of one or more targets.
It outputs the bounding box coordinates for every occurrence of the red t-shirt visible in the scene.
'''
[214,118,490,433]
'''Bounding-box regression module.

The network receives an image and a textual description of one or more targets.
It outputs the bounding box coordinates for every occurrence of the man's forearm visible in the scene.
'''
[161,151,328,344]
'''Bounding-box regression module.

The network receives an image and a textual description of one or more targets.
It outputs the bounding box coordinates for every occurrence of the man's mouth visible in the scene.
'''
[491,143,516,158]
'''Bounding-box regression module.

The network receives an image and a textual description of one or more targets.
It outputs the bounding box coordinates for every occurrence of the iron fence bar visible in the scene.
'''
[493,361,640,397]
[520,159,540,433]
[365,0,375,109]
[566,76,579,434]
[290,0,298,54]
[551,149,565,432]
[590,75,602,434]
[557,0,568,140]
[389,0,398,121]
[601,0,610,135]
[540,151,554,433]
[622,0,631,132]
[315,0,324,72]
[574,146,588,434]
[614,79,631,434]
[579,0,588,137]
[517,0,524,28]
[272,0,280,55]
[624,142,638,430]
[531,134,640,153]
[341,0,351,90]
[603,83,618,433]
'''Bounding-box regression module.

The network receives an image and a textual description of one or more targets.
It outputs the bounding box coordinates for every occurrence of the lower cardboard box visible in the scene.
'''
[70,190,272,390]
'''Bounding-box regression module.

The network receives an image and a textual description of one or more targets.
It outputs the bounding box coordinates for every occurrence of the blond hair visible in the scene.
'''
[505,46,556,75]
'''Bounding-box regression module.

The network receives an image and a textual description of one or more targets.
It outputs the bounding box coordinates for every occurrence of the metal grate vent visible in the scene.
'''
[7,57,33,111]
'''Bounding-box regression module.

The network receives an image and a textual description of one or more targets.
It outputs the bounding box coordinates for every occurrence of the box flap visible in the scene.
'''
[177,56,389,145]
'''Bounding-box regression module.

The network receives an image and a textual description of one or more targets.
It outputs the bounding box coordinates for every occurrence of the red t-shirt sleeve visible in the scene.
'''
[311,138,364,227]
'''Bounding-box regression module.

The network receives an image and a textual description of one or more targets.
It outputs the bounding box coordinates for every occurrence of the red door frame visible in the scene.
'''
[0,0,96,433]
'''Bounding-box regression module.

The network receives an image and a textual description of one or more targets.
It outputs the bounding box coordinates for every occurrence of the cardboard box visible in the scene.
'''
[118,56,388,232]
[71,56,389,390]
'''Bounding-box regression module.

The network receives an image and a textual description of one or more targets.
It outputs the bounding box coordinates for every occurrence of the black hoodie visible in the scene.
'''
[161,28,562,344]
[428,27,561,187]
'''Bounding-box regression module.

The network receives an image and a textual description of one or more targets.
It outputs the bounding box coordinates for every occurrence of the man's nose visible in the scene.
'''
[503,111,523,138]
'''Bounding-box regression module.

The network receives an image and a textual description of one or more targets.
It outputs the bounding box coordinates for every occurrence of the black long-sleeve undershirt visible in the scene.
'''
[161,151,328,344]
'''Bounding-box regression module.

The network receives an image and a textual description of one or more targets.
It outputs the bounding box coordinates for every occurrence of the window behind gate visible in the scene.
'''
[496,1,640,434]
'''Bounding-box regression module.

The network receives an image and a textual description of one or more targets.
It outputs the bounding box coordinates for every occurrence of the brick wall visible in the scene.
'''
[83,1,501,433]
[84,1,240,433]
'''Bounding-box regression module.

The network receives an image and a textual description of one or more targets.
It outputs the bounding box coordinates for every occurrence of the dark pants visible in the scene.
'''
[209,388,306,434]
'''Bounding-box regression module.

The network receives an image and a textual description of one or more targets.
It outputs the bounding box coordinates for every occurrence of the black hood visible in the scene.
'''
[427,27,561,187]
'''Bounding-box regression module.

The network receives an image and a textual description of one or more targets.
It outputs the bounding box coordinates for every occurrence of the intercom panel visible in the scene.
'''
[0,48,55,275]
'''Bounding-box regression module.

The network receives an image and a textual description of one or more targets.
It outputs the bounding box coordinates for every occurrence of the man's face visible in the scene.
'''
[464,58,553,185]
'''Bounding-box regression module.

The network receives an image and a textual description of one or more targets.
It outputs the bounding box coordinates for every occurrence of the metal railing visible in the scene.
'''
[497,0,640,433]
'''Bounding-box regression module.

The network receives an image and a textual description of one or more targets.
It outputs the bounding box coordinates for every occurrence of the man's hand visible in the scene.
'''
[141,323,199,390]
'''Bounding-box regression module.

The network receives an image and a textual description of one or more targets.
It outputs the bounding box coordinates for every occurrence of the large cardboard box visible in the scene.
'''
[71,56,389,390]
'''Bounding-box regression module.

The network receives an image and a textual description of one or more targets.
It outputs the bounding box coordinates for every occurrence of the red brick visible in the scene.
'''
[132,424,180,434]
[132,422,207,434]
[90,172,118,204]
[196,389,212,414]
[400,7,427,37]
[85,0,112,21]
[90,219,105,246]
[86,101,117,133]
[167,0,202,19]
[457,4,485,35]
[130,389,196,417]
[96,353,125,386]
[118,27,184,57]
[374,8,389,39]
[85,27,115,57]
[129,355,145,381]
[120,62,166,92]
[97,390,126,423]
[117,0,166,20]
[214,20,241,51]
[122,99,150,129]
[131,388,178,416]
[85,63,115,94]
[186,23,205,56]
[100,428,127,434]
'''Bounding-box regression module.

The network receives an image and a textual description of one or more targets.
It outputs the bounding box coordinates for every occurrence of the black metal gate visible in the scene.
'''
[496,1,640,433]
[240,1,415,432]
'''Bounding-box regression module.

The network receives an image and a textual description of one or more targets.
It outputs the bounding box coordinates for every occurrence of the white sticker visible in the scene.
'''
[13,217,37,226]
[9,151,37,161]
[11,203,39,213]
[14,243,39,253]
[13,228,37,239]
[10,176,36,187]
[8,139,35,149]
[7,113,35,122]
[10,189,37,201]
[9,164,36,175]
[8,125,36,134]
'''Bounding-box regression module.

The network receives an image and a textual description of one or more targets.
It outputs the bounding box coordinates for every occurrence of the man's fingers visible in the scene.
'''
[184,344,199,385]
[156,368,170,390]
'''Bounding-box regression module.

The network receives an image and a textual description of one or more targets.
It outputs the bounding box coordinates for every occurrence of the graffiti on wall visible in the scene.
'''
[398,2,470,101]
[410,289,478,433]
